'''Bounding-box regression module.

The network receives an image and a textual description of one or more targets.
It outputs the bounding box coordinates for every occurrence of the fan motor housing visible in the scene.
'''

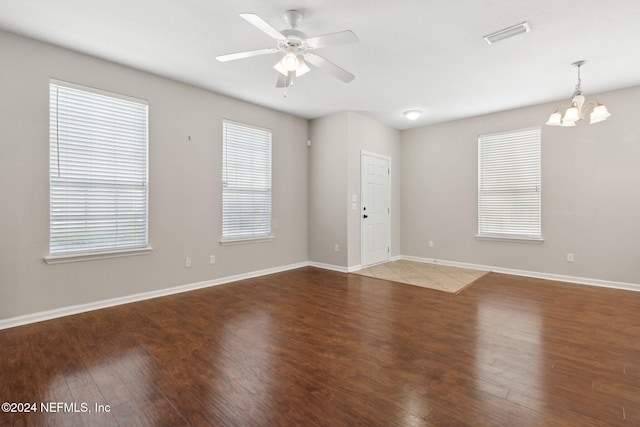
[282,29,306,44]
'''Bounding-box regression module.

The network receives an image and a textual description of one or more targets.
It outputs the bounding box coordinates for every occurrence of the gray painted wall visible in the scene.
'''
[308,113,349,266]
[401,86,640,284]
[308,112,401,269]
[0,31,309,320]
[2,29,639,323]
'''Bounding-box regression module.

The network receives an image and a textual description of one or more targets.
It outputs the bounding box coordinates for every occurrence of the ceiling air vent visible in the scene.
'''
[483,22,530,44]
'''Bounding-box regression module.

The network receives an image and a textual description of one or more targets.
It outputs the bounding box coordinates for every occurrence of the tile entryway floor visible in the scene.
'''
[353,260,489,294]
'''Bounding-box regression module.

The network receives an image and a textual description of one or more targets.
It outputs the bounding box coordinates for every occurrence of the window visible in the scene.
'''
[477,127,542,242]
[49,80,149,258]
[222,120,272,242]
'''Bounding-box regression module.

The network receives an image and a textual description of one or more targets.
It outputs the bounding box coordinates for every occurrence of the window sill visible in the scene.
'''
[45,247,153,264]
[219,236,275,246]
[475,235,544,244]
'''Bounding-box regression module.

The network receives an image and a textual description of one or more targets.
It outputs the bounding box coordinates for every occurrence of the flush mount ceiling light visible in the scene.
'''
[483,22,530,44]
[404,110,422,120]
[545,61,611,127]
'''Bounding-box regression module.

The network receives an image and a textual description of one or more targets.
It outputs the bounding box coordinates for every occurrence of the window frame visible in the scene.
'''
[46,79,150,263]
[476,126,543,243]
[220,119,273,244]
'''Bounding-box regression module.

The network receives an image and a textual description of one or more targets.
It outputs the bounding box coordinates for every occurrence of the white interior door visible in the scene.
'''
[361,152,390,267]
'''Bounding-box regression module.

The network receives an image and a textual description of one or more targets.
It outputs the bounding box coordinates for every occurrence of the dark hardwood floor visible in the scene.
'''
[2,267,640,426]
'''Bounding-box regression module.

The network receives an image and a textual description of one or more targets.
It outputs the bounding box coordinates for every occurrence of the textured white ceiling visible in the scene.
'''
[1,0,639,129]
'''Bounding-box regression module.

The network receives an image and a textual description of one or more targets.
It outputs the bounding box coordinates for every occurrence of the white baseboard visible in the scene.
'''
[0,261,309,331]
[400,255,640,292]
[308,262,384,273]
[308,261,350,273]
[350,255,401,272]
[402,255,490,272]
[3,256,638,330]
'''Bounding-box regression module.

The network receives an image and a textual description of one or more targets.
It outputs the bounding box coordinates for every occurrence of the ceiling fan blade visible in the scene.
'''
[240,13,286,41]
[216,48,279,62]
[276,71,293,88]
[305,30,359,49]
[304,53,355,83]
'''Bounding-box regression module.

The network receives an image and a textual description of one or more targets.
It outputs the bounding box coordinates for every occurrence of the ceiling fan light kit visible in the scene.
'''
[282,52,299,71]
[216,9,358,88]
[546,60,611,127]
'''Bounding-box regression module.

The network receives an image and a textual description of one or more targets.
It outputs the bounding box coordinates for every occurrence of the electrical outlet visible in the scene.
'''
[428,241,434,248]
[566,253,575,262]
[209,255,216,264]
[185,257,191,268]
[335,244,339,252]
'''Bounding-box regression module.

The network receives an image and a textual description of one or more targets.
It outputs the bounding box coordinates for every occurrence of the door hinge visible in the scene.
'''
[388,246,390,253]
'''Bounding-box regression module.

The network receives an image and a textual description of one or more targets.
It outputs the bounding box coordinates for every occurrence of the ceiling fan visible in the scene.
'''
[216,10,358,88]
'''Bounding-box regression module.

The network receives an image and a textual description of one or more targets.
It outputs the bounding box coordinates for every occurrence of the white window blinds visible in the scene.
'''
[49,81,148,256]
[222,120,272,240]
[477,127,542,240]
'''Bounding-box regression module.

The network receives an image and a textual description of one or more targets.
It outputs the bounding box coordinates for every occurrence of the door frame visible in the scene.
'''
[360,150,392,267]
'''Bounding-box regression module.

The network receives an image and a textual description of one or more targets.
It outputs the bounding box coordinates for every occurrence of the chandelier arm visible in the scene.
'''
[582,100,599,113]
[554,104,572,113]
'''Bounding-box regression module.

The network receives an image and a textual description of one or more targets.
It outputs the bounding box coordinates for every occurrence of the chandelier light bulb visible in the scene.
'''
[590,104,611,124]
[545,111,562,126]
[563,106,580,122]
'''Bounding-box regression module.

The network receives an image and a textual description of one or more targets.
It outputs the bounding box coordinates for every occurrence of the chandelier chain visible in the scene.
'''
[573,63,583,97]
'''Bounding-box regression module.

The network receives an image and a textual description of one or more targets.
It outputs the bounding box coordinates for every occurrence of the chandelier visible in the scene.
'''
[545,61,611,127]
